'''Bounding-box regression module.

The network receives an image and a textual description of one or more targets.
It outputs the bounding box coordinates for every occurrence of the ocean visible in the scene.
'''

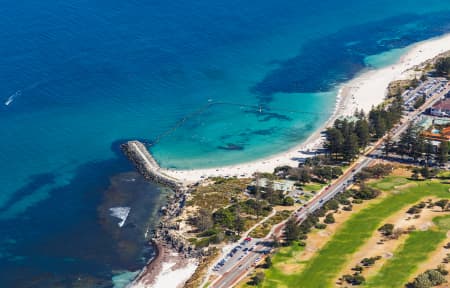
[1,0,450,286]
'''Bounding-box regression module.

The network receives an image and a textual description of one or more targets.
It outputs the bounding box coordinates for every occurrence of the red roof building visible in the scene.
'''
[430,99,450,117]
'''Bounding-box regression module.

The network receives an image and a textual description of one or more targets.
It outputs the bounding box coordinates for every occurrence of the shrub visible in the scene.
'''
[324,213,335,224]
[378,223,394,236]
[315,223,327,229]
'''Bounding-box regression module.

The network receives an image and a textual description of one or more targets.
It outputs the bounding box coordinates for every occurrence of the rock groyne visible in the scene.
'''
[122,140,204,287]
[121,140,183,191]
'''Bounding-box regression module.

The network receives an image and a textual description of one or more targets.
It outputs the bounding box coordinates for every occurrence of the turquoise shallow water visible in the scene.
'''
[2,0,450,286]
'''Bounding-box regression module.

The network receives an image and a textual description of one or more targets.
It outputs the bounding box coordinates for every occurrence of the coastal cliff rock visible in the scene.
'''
[122,140,204,287]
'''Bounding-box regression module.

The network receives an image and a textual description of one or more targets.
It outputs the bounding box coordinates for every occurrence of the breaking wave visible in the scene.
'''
[109,207,131,228]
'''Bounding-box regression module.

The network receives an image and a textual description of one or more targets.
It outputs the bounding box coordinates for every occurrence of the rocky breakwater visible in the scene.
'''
[122,140,205,287]
[121,140,183,191]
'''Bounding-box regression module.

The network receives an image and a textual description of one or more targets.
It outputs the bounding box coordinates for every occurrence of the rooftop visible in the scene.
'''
[432,98,450,111]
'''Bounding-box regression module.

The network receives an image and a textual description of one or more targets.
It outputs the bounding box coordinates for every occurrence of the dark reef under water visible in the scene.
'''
[253,12,450,101]
[0,143,169,288]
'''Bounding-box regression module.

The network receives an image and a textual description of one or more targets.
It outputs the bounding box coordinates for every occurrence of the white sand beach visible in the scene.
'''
[129,244,198,288]
[160,33,450,185]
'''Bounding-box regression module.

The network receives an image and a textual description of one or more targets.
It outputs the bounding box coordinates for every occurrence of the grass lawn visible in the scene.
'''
[238,242,304,288]
[366,215,450,287]
[302,183,325,193]
[259,177,450,288]
[259,242,305,288]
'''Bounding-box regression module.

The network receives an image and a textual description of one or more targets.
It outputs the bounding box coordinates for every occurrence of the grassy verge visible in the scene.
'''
[302,183,325,193]
[366,215,450,287]
[259,177,450,288]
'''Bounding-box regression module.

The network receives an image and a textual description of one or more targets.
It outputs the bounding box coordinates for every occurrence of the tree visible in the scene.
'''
[413,95,426,109]
[343,132,360,161]
[234,205,245,234]
[324,213,335,224]
[355,118,370,149]
[435,57,450,78]
[412,134,426,161]
[343,274,365,285]
[283,196,295,206]
[411,168,420,180]
[434,199,449,211]
[428,269,446,286]
[412,273,433,288]
[325,199,340,211]
[398,124,416,158]
[378,223,394,236]
[383,133,394,158]
[251,272,265,285]
[438,141,449,165]
[325,128,344,159]
[420,166,431,179]
[213,208,234,228]
[411,269,447,288]
[292,167,311,184]
[284,218,300,243]
[264,256,272,268]
[194,208,213,232]
[424,140,434,164]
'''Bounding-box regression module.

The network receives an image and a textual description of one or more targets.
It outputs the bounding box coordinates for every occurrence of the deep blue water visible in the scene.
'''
[2,0,450,286]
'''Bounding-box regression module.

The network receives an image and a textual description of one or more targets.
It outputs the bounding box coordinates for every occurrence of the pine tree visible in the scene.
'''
[355,118,370,149]
[438,141,449,165]
[343,133,359,161]
[325,128,344,159]
[284,218,300,243]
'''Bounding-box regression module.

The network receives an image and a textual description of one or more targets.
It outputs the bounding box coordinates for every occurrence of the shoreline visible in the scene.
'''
[129,241,198,288]
[127,32,450,288]
[160,33,450,185]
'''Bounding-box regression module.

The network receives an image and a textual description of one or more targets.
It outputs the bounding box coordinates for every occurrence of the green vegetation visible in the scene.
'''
[413,95,426,109]
[325,95,403,161]
[259,177,450,288]
[435,56,450,78]
[409,267,448,288]
[302,182,326,192]
[188,177,251,211]
[188,178,277,247]
[378,223,394,236]
[261,242,305,288]
[249,210,291,238]
[366,215,450,287]
[278,162,343,185]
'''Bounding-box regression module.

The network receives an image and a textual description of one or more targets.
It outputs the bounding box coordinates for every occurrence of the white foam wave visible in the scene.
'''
[4,90,21,106]
[109,207,131,227]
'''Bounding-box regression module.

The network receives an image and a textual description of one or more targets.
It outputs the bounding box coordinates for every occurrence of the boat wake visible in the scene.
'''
[109,207,131,227]
[4,90,21,106]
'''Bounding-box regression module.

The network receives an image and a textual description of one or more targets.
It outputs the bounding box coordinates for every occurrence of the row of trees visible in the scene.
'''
[393,124,449,164]
[283,183,382,244]
[285,164,343,184]
[435,56,450,78]
[325,95,404,161]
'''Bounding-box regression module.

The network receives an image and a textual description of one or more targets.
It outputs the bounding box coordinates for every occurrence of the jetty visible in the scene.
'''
[121,140,183,190]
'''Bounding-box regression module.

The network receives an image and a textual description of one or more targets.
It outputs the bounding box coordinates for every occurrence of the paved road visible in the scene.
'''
[209,82,450,288]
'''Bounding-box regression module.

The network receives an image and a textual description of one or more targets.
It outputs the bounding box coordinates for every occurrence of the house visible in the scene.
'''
[422,126,450,142]
[430,99,450,117]
[248,178,297,194]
